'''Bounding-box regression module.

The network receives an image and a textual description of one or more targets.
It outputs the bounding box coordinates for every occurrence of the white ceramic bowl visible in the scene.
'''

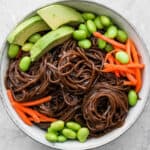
[0,0,150,150]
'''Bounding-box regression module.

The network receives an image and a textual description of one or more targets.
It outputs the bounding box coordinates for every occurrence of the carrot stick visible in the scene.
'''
[123,81,136,86]
[15,108,33,126]
[126,73,137,84]
[7,90,15,104]
[93,32,126,50]
[126,39,132,63]
[29,117,56,122]
[21,96,51,107]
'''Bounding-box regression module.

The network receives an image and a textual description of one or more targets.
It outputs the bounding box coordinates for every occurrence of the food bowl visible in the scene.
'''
[0,0,150,149]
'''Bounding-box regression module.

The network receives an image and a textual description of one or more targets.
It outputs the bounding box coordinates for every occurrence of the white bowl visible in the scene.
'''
[0,0,150,149]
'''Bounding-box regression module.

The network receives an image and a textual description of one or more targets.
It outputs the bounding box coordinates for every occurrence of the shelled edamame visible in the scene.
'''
[45,120,89,143]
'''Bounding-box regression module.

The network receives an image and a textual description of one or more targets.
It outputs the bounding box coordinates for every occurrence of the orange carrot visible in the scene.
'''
[21,96,51,107]
[7,90,15,104]
[123,81,136,86]
[126,73,137,84]
[126,39,132,63]
[93,32,126,50]
[15,108,33,126]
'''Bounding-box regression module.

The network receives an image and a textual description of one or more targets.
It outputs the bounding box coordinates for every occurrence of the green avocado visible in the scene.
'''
[37,4,84,30]
[7,16,49,46]
[30,26,74,61]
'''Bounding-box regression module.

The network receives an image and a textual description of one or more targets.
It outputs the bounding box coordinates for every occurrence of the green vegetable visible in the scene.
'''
[82,12,95,20]
[94,16,103,29]
[62,128,76,139]
[8,44,19,58]
[107,25,118,38]
[50,120,64,131]
[66,121,81,131]
[79,24,91,37]
[73,30,87,40]
[97,39,106,49]
[115,51,129,64]
[105,44,113,52]
[78,39,91,49]
[86,20,97,33]
[128,90,138,106]
[22,43,33,52]
[116,30,128,43]
[77,127,89,143]
[58,135,67,142]
[48,127,58,135]
[45,132,58,142]
[100,15,111,27]
[19,56,31,72]
[28,33,41,43]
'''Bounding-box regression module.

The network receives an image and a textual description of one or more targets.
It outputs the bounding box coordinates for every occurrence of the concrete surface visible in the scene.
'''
[0,0,150,150]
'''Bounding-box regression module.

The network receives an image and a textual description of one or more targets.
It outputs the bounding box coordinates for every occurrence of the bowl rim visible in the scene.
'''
[0,0,150,149]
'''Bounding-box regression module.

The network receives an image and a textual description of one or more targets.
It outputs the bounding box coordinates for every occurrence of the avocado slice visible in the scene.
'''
[7,16,50,46]
[30,26,74,61]
[37,5,84,30]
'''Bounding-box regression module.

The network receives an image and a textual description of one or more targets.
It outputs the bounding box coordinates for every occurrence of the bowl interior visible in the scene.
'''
[1,1,150,150]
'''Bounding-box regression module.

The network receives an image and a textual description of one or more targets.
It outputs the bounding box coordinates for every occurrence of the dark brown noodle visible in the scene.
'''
[5,38,129,137]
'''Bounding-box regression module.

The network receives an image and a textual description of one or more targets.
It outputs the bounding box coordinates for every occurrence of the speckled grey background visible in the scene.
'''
[0,0,150,150]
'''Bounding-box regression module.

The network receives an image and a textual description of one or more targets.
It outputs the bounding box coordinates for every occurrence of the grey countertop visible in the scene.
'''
[0,0,150,150]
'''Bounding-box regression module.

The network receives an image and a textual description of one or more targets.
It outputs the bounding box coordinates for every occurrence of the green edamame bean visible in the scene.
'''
[19,56,31,72]
[62,128,76,139]
[48,127,58,135]
[79,24,91,37]
[128,90,138,106]
[107,25,118,38]
[45,132,58,142]
[115,51,129,64]
[105,44,113,52]
[94,17,103,29]
[22,43,33,52]
[78,39,91,49]
[100,15,111,27]
[50,120,64,131]
[97,39,106,49]
[116,30,128,43]
[58,135,67,142]
[66,121,81,131]
[77,127,89,143]
[82,12,95,20]
[29,33,41,43]
[86,20,97,33]
[73,30,87,40]
[8,44,19,58]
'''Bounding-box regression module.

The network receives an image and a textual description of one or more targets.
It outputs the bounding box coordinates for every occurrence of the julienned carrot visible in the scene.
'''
[15,107,33,126]
[130,40,142,92]
[126,73,137,84]
[7,90,15,104]
[21,96,51,107]
[126,39,132,63]
[93,32,126,50]
[123,81,136,86]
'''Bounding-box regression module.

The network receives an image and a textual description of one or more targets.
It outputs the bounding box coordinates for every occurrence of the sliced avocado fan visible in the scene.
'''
[37,4,84,30]
[7,16,50,46]
[30,26,74,62]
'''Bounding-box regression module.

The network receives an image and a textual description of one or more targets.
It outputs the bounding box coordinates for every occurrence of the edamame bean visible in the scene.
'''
[8,44,19,58]
[97,39,106,49]
[100,15,111,27]
[107,25,118,38]
[77,127,89,143]
[45,132,58,142]
[105,44,113,52]
[62,128,76,139]
[29,33,41,43]
[19,56,31,72]
[66,121,81,131]
[58,135,67,142]
[78,39,91,49]
[50,120,64,131]
[116,30,128,43]
[86,20,97,33]
[79,24,91,37]
[22,43,33,52]
[48,127,58,135]
[94,17,103,29]
[128,90,138,106]
[82,12,95,20]
[115,51,129,64]
[73,30,87,40]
